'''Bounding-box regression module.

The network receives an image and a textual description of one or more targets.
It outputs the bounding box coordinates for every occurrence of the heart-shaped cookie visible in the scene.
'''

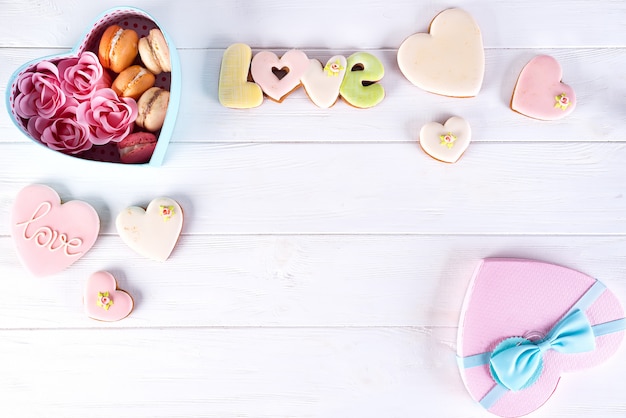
[457,259,625,417]
[84,271,134,321]
[301,56,347,108]
[250,50,309,102]
[6,7,181,166]
[511,55,576,121]
[11,184,100,277]
[116,197,183,261]
[397,8,484,97]
[419,116,471,163]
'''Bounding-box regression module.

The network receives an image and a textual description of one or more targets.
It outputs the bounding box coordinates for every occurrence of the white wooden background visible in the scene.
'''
[1,0,626,417]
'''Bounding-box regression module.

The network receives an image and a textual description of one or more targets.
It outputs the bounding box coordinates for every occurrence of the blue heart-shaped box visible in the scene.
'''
[5,7,181,166]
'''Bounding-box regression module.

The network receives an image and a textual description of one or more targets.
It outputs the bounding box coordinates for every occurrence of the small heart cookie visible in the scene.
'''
[458,259,625,417]
[116,197,183,261]
[301,55,347,108]
[84,271,133,322]
[397,8,484,97]
[511,55,576,120]
[11,184,100,277]
[250,50,309,102]
[419,116,471,163]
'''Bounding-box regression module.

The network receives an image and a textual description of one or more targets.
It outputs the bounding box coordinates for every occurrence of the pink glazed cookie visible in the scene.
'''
[84,271,134,321]
[457,259,625,417]
[511,55,576,120]
[250,49,309,102]
[11,184,100,277]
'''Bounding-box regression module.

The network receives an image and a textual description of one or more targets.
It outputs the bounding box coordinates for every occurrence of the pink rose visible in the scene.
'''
[76,88,138,145]
[58,51,111,101]
[14,61,68,120]
[26,104,92,155]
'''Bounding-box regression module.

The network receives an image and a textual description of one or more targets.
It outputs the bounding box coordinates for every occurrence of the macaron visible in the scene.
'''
[138,29,171,74]
[136,87,170,132]
[112,65,156,100]
[117,132,157,164]
[98,25,139,73]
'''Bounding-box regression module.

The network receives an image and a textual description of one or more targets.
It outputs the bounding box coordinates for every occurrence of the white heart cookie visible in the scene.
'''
[419,116,471,163]
[301,56,347,108]
[397,8,484,97]
[116,197,183,261]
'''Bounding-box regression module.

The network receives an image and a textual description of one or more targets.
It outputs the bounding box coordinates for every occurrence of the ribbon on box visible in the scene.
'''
[456,259,626,417]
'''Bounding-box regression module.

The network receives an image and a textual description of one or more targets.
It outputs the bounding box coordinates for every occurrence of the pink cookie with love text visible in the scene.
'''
[11,184,100,277]
[511,55,576,120]
[457,258,625,417]
[84,271,134,321]
[250,50,309,102]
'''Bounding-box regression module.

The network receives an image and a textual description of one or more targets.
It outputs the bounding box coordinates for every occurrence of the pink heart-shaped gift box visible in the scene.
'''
[5,7,181,166]
[457,258,625,417]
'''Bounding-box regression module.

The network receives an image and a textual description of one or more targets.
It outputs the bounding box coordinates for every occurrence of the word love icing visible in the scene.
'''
[218,43,385,109]
[15,202,84,256]
[10,184,100,277]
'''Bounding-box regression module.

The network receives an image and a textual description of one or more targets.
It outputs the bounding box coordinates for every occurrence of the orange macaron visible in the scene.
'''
[98,25,139,73]
[112,65,156,99]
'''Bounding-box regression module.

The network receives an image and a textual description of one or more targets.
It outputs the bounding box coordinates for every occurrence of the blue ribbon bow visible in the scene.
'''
[489,309,596,391]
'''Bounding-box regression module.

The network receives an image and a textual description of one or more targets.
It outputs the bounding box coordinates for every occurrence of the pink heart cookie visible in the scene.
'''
[6,7,180,166]
[116,197,183,261]
[511,55,576,120]
[84,271,134,321]
[11,184,100,277]
[250,50,309,102]
[457,259,625,417]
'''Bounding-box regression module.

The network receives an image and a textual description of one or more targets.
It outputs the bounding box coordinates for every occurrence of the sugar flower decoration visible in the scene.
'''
[324,59,344,76]
[554,93,570,110]
[440,133,457,149]
[96,291,114,311]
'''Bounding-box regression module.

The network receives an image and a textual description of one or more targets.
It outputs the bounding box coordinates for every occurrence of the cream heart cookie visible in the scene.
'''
[511,55,576,121]
[419,116,471,163]
[301,56,347,108]
[218,43,263,109]
[397,8,484,97]
[11,184,100,277]
[84,271,134,322]
[250,49,309,102]
[116,197,183,261]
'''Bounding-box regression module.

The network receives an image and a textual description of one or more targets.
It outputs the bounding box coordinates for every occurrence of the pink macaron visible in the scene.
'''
[117,132,157,164]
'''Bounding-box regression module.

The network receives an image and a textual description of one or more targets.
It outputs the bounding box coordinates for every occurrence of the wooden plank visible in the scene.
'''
[2,48,625,143]
[0,327,624,417]
[0,0,625,49]
[0,142,625,235]
[1,234,624,329]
